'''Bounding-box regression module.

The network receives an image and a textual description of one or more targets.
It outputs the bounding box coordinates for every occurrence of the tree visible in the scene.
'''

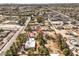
[57,34,62,48]
[10,43,17,56]
[5,33,27,56]
[63,48,70,56]
[36,16,44,23]
[18,18,26,26]
[38,46,49,56]
[0,29,3,32]
[28,48,35,56]
[5,50,12,56]
[16,39,21,49]
[12,43,17,56]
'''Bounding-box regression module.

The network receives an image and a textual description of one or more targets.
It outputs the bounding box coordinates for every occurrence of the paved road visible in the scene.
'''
[0,32,14,50]
[47,9,79,56]
[0,17,31,55]
[48,15,59,34]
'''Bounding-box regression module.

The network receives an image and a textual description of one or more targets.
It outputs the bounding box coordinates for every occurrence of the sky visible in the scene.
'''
[0,0,78,4]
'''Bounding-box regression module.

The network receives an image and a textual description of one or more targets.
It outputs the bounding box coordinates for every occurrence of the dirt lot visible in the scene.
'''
[45,32,64,56]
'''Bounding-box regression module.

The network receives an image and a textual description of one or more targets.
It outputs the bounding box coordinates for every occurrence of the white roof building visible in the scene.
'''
[25,37,35,49]
[0,24,21,31]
